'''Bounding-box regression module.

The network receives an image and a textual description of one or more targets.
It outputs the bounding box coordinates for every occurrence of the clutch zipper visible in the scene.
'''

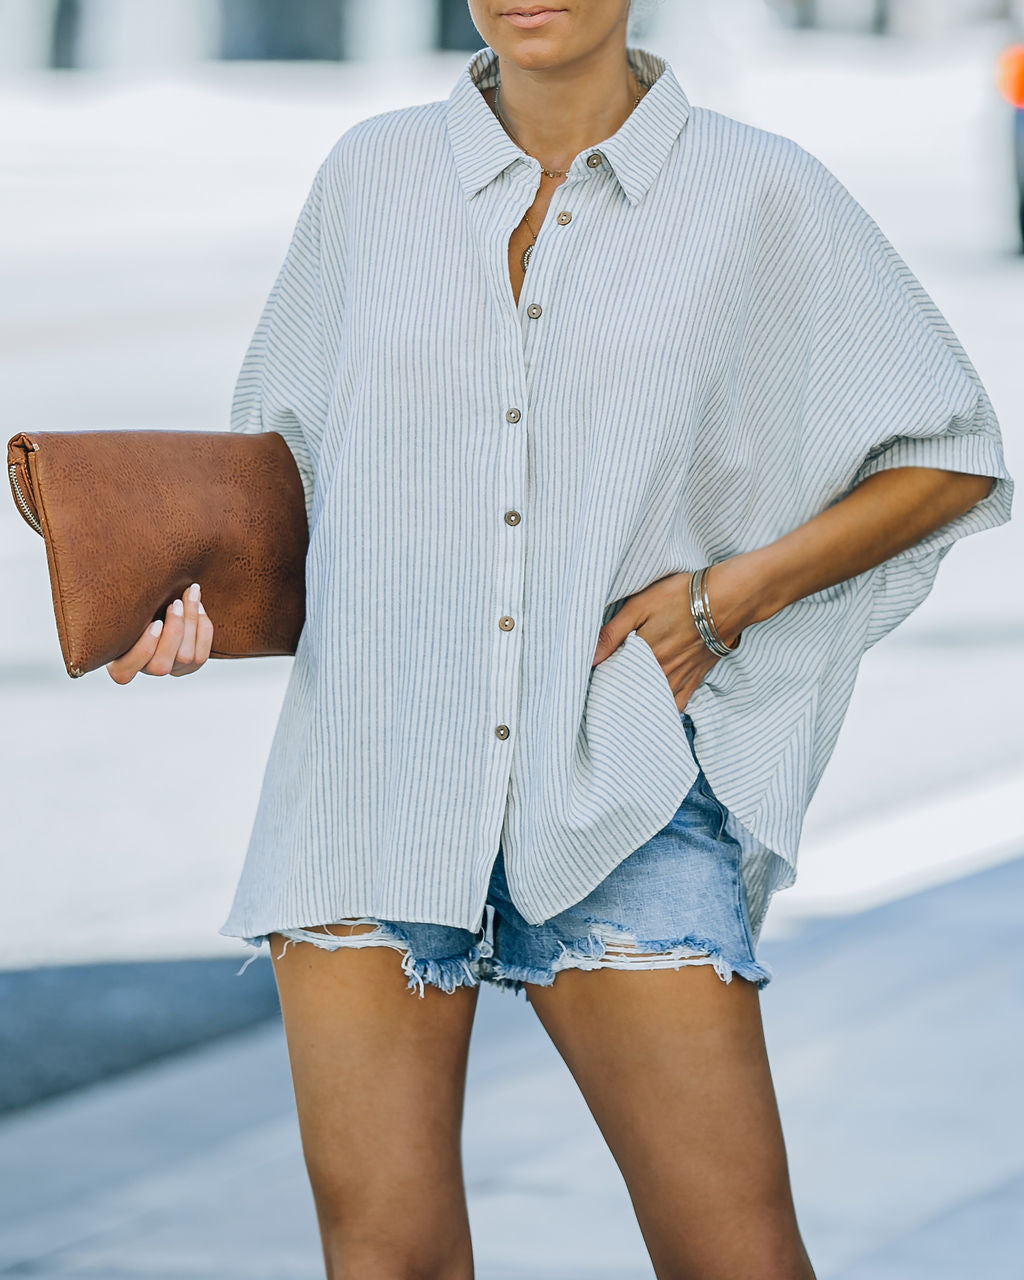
[8,460,43,536]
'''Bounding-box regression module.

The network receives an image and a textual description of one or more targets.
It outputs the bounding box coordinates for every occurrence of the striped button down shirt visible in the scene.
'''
[219,44,1014,950]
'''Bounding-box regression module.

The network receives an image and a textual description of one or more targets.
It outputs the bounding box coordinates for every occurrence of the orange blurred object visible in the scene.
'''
[996,44,1024,108]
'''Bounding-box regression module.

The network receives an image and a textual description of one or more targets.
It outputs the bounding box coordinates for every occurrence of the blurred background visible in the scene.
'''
[1,2,1022,1277]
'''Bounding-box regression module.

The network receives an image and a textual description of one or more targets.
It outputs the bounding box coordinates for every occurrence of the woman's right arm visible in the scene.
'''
[106,582,213,683]
[106,157,333,688]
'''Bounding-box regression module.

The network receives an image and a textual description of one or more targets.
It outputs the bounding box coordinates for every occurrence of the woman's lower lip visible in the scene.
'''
[503,10,564,29]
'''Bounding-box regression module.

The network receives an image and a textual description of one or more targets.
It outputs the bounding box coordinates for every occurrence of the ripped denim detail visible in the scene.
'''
[234,935,273,976]
[233,920,494,999]
[481,917,773,999]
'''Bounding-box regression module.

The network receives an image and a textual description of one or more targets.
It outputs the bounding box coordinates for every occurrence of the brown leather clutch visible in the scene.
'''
[7,429,308,678]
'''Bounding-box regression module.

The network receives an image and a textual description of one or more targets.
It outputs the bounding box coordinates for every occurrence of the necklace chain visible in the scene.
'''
[492,75,645,179]
[491,72,647,272]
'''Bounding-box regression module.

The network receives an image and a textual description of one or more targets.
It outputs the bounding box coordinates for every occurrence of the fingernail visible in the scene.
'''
[150,620,163,636]
[171,599,184,616]
[188,583,200,601]
[198,602,206,615]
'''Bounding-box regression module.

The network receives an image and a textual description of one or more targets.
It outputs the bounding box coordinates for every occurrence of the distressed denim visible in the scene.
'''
[236,712,773,997]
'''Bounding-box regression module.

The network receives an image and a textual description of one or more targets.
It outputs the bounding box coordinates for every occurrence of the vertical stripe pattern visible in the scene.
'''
[219,44,1014,948]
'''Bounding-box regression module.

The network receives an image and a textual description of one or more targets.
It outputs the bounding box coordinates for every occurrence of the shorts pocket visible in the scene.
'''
[695,770,730,843]
[681,713,730,843]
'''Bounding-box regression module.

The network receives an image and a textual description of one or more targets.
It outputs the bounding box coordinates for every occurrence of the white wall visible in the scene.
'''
[0,0,1017,72]
[76,0,217,69]
[0,0,58,70]
[0,0,439,69]
[769,0,1017,33]
[895,0,1014,36]
[343,0,436,60]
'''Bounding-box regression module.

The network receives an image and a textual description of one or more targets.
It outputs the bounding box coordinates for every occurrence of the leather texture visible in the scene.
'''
[7,429,308,678]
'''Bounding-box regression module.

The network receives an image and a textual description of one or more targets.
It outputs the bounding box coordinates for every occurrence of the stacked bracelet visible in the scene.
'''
[689,565,742,657]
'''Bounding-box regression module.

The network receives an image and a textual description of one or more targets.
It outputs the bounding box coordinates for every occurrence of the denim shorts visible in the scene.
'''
[237,713,773,998]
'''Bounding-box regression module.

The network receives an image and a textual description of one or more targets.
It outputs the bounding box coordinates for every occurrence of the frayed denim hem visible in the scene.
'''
[479,919,773,998]
[233,935,271,976]
[229,919,774,997]
[232,924,495,999]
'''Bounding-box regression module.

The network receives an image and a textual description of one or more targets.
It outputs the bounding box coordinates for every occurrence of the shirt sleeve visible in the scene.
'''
[228,160,332,532]
[780,149,1015,648]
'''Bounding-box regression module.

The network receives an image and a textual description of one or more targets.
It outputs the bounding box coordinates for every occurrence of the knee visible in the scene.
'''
[321,1219,473,1280]
[662,1230,816,1280]
[325,1244,473,1280]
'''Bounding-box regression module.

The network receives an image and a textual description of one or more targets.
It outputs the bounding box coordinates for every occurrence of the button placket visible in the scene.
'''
[499,174,587,750]
[493,392,527,750]
[490,182,531,753]
[465,180,533,913]
[514,165,582,326]
[490,164,586,758]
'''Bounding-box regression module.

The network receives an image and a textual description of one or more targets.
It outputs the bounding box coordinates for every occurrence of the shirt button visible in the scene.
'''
[526,303,542,318]
[505,407,521,423]
[556,210,572,225]
[586,152,602,167]
[504,510,521,525]
[495,724,510,739]
[499,615,515,630]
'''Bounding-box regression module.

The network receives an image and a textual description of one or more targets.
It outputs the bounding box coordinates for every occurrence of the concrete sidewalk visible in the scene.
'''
[1,851,1021,1280]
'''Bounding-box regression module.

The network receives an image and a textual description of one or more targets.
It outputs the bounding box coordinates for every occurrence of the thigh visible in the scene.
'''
[527,966,813,1279]
[485,764,773,998]
[492,758,811,1277]
[268,922,480,1274]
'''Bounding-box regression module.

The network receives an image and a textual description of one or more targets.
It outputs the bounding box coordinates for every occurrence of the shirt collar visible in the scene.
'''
[445,44,691,208]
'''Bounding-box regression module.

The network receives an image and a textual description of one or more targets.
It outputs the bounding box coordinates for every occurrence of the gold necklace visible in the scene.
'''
[493,75,647,272]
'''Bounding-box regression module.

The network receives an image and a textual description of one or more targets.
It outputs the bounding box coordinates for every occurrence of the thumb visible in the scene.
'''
[592,618,633,667]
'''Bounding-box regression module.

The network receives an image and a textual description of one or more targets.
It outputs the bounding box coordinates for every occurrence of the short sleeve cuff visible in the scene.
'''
[852,429,1014,554]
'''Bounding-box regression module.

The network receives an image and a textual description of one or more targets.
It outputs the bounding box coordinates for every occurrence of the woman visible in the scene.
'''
[107,2,1013,1276]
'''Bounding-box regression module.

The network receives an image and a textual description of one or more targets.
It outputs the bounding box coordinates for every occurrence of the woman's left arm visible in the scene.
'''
[594,466,998,710]
[711,465,997,640]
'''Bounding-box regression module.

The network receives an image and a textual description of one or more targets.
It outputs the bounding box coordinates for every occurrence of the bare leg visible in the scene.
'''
[525,959,816,1280]
[269,925,480,1280]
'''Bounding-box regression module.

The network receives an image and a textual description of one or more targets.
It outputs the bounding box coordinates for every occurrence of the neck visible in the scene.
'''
[490,43,645,174]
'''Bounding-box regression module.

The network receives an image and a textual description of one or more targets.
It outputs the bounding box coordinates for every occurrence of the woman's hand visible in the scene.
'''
[590,560,759,712]
[106,582,213,684]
